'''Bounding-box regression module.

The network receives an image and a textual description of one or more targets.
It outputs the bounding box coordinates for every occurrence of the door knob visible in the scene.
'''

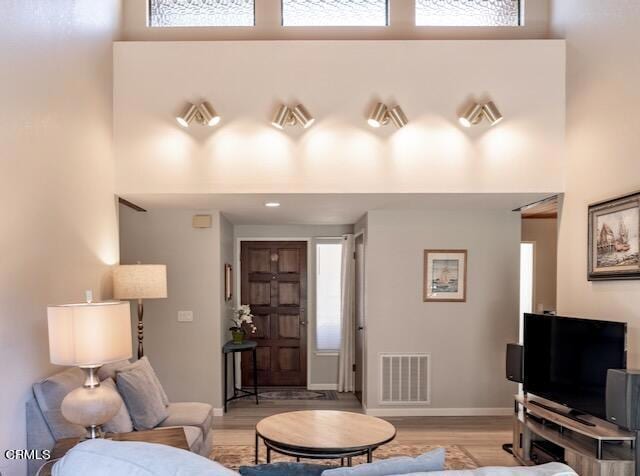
[300,321,307,326]
[358,326,364,330]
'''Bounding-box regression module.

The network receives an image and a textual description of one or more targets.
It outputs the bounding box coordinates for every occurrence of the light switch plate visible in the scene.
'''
[177,311,193,322]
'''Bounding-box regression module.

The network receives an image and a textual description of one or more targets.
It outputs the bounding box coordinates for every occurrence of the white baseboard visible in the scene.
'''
[307,383,338,391]
[213,407,224,417]
[365,407,512,417]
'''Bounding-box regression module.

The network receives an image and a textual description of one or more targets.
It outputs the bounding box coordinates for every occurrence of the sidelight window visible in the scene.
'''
[316,240,343,352]
[148,0,255,27]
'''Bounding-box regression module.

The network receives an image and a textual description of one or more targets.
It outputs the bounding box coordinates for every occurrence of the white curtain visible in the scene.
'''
[338,234,355,392]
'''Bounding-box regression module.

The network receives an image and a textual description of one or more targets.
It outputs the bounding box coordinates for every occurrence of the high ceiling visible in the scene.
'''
[120,193,554,225]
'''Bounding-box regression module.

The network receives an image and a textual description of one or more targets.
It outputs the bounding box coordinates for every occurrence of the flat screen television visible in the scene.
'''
[523,313,627,420]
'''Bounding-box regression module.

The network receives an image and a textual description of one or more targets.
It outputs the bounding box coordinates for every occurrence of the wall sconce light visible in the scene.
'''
[459,100,503,127]
[176,102,220,128]
[271,103,315,129]
[367,102,409,129]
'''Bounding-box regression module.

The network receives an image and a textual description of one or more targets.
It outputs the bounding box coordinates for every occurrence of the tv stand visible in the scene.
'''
[528,399,596,427]
[513,395,636,476]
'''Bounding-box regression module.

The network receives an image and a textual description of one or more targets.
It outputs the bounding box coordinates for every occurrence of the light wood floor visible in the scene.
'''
[213,392,518,468]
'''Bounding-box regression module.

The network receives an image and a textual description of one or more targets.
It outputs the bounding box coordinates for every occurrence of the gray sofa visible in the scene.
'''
[26,361,213,476]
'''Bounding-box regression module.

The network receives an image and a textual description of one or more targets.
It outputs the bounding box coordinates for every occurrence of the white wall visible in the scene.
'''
[364,209,520,414]
[0,2,122,474]
[521,218,557,312]
[550,2,640,365]
[122,0,550,41]
[234,224,354,387]
[113,40,565,195]
[118,207,225,411]
[220,215,235,398]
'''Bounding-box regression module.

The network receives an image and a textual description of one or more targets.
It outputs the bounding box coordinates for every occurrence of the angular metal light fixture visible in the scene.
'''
[458,102,484,128]
[388,105,409,128]
[482,101,503,126]
[367,102,408,129]
[291,104,315,129]
[271,104,292,129]
[272,103,315,129]
[198,102,221,127]
[459,100,504,127]
[176,103,198,128]
[367,103,389,128]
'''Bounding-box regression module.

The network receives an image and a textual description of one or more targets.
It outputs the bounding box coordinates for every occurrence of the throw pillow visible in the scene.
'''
[116,365,169,430]
[320,448,445,476]
[97,359,131,381]
[118,356,169,406]
[239,463,337,476]
[52,439,239,476]
[100,378,133,434]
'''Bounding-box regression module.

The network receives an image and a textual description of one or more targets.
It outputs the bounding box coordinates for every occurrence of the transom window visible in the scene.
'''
[415,0,521,27]
[148,0,255,27]
[282,0,389,27]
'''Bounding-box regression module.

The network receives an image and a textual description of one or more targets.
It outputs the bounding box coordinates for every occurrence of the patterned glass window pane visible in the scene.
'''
[149,0,255,27]
[282,0,388,27]
[416,0,520,26]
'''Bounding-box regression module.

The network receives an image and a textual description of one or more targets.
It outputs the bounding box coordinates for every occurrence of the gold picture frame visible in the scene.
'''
[423,250,467,302]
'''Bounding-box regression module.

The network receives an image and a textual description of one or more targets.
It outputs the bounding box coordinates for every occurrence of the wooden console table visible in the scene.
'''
[513,394,636,476]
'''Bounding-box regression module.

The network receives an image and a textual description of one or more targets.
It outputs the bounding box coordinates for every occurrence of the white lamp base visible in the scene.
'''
[60,367,122,439]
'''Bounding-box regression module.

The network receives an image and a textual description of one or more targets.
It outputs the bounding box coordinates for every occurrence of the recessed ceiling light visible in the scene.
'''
[265,202,281,208]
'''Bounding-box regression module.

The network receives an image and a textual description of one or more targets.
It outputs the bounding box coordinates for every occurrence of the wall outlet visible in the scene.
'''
[177,311,193,322]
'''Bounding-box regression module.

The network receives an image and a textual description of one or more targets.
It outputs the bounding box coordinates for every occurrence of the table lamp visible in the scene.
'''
[113,264,167,359]
[47,301,132,439]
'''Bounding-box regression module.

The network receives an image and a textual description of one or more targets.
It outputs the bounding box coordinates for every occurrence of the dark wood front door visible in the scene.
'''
[241,241,307,387]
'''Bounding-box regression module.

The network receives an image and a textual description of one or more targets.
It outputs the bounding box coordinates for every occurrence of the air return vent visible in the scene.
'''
[380,353,430,404]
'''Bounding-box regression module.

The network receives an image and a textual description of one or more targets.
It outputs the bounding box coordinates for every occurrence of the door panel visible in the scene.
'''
[354,234,365,402]
[241,241,307,387]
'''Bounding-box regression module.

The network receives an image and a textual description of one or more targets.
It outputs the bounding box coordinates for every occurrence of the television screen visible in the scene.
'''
[523,313,627,420]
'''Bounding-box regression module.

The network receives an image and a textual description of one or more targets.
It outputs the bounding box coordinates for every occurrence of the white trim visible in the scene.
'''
[365,407,512,417]
[213,407,224,417]
[307,383,338,391]
[315,351,339,357]
[235,237,313,387]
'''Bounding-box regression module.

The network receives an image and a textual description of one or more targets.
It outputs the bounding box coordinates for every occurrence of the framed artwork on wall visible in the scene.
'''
[588,191,640,281]
[224,263,233,300]
[423,250,467,302]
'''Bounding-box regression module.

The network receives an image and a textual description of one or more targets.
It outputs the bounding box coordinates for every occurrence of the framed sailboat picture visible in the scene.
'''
[424,250,467,302]
[588,191,640,280]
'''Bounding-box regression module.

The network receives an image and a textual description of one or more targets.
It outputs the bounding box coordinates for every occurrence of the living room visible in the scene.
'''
[1,1,639,475]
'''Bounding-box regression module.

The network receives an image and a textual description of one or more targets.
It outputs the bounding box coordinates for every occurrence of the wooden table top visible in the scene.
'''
[256,410,396,451]
[39,427,188,476]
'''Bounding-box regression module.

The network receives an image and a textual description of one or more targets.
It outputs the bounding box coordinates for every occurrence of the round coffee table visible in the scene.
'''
[255,410,396,466]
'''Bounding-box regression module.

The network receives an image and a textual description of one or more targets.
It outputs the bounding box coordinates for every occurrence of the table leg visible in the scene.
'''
[296,457,300,462]
[255,431,259,464]
[367,448,373,463]
[232,352,237,397]
[347,457,352,467]
[253,348,259,405]
[340,458,344,466]
[223,352,228,413]
[267,446,271,463]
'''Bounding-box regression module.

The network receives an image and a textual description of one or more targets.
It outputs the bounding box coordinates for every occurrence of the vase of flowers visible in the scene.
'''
[229,304,256,344]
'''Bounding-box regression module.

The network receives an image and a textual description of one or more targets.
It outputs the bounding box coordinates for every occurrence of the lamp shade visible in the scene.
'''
[113,264,167,300]
[48,301,132,367]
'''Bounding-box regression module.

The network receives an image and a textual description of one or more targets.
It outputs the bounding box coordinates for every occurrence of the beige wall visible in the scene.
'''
[550,2,640,365]
[0,2,122,474]
[123,0,549,41]
[118,207,225,410]
[234,224,354,387]
[522,218,557,312]
[364,209,520,414]
[220,215,235,397]
[113,40,565,195]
